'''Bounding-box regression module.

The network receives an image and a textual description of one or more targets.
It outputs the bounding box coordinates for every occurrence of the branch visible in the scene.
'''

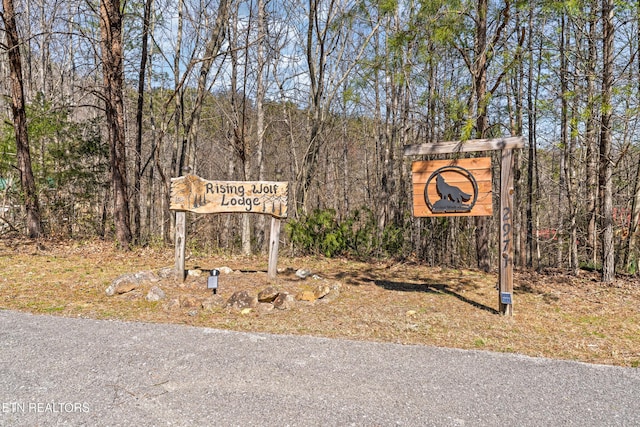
[488,26,525,95]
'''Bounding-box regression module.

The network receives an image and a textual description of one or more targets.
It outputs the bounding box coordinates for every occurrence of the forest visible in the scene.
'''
[0,0,638,283]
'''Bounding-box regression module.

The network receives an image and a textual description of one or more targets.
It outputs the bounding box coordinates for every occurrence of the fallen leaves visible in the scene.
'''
[0,238,639,367]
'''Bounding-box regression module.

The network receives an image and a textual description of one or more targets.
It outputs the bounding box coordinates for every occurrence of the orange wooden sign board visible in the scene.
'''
[412,157,492,217]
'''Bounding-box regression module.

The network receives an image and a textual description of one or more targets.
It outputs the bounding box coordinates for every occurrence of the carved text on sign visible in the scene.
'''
[170,175,288,218]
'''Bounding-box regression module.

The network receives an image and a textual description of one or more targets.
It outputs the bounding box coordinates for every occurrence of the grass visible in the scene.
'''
[0,238,639,367]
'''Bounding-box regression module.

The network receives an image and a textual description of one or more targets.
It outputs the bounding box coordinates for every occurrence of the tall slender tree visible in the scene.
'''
[254,0,267,251]
[584,0,599,267]
[100,0,132,248]
[462,0,512,271]
[599,0,615,282]
[624,0,640,271]
[133,0,154,244]
[1,0,43,238]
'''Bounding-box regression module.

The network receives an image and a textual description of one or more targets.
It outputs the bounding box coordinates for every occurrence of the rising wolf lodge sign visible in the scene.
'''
[405,137,524,315]
[170,175,288,218]
[170,175,289,280]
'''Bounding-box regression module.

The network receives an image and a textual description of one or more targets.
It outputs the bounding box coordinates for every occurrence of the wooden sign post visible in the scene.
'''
[404,136,524,315]
[170,175,288,280]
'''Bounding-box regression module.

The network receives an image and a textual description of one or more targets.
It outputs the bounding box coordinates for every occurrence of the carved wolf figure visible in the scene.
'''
[436,174,471,204]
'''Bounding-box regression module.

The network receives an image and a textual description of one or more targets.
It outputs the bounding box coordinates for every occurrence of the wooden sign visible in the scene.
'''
[170,175,288,218]
[169,175,289,281]
[404,137,525,316]
[412,157,492,217]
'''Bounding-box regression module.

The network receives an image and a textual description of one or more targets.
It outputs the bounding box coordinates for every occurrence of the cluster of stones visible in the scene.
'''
[223,280,341,314]
[105,267,341,314]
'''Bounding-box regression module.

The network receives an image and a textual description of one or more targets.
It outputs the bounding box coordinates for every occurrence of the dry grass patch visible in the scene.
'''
[0,238,638,367]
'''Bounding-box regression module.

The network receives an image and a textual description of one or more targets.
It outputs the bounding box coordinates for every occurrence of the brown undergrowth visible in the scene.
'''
[0,238,638,367]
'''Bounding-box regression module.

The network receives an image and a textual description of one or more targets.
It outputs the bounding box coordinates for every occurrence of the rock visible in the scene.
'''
[240,308,252,315]
[317,288,340,303]
[156,267,176,279]
[226,291,258,310]
[105,281,136,296]
[258,286,279,303]
[201,295,225,310]
[257,302,275,314]
[187,269,202,277]
[295,269,312,279]
[311,274,322,280]
[146,286,166,302]
[297,290,316,302]
[165,298,181,310]
[317,282,342,304]
[180,295,200,308]
[105,270,158,296]
[136,270,160,282]
[273,292,295,310]
[313,284,331,299]
[218,266,234,274]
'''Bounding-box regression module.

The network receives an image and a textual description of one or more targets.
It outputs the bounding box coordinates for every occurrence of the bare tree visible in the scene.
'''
[1,0,43,238]
[296,0,380,213]
[624,0,640,271]
[228,0,251,255]
[182,0,230,173]
[133,0,154,243]
[254,0,267,250]
[100,0,132,247]
[459,0,513,271]
[599,0,614,282]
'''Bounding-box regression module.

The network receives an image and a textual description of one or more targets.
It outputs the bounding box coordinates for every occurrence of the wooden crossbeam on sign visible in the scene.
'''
[404,136,524,155]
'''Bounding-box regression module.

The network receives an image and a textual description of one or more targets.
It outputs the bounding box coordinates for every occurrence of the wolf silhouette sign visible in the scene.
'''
[437,174,471,203]
[425,166,479,214]
[405,137,525,316]
[411,158,491,217]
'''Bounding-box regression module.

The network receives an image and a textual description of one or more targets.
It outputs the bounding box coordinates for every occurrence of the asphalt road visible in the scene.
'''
[0,310,638,426]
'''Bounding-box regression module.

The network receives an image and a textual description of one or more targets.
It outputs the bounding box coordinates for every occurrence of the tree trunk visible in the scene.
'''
[474,0,490,272]
[558,11,567,268]
[254,0,267,251]
[526,5,539,268]
[169,0,184,190]
[585,0,599,266]
[600,0,615,282]
[182,0,229,172]
[623,0,640,271]
[100,0,132,248]
[229,4,251,255]
[133,0,153,244]
[2,0,43,238]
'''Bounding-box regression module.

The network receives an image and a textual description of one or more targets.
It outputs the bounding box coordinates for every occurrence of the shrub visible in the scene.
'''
[285,207,406,258]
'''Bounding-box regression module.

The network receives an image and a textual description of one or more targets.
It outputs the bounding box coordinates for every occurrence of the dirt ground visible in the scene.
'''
[0,238,638,367]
